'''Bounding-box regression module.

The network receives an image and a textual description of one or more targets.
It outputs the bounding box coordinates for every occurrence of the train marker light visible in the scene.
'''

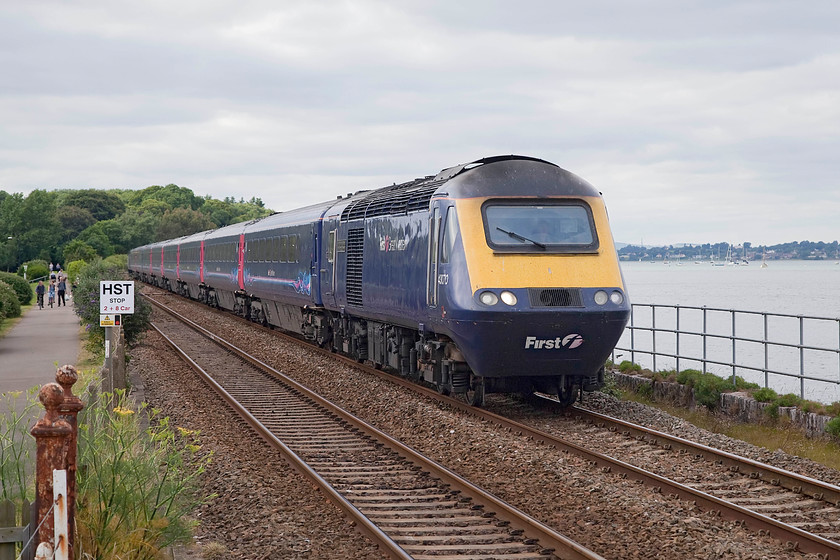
[479,291,499,306]
[594,290,608,305]
[500,291,517,306]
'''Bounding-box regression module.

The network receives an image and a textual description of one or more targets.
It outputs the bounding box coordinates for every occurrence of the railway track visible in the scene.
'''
[143,288,840,558]
[146,296,604,560]
[555,404,840,541]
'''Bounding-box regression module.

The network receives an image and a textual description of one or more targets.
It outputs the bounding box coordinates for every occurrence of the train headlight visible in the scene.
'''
[500,291,517,306]
[610,290,624,305]
[594,290,609,305]
[479,291,499,306]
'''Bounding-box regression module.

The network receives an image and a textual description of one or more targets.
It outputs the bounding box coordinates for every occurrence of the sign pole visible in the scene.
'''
[99,281,134,394]
[104,326,112,393]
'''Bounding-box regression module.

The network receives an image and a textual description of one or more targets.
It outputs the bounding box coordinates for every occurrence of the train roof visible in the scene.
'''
[334,155,600,222]
[441,155,601,199]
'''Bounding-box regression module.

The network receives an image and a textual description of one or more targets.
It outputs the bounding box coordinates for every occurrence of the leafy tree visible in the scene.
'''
[17,190,61,263]
[112,207,159,250]
[63,239,99,263]
[154,208,215,241]
[199,198,234,227]
[63,189,126,221]
[56,205,97,242]
[129,184,203,212]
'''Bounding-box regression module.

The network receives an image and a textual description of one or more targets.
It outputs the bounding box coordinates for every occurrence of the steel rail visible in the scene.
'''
[146,295,605,560]
[149,321,413,560]
[567,403,840,505]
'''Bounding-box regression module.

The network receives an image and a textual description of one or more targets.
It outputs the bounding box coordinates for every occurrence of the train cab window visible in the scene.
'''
[440,207,458,264]
[482,201,599,253]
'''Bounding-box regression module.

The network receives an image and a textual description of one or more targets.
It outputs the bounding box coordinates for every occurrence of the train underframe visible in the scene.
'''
[140,275,603,407]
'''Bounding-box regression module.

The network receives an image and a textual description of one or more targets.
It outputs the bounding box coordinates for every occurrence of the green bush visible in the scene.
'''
[752,387,778,402]
[73,259,151,349]
[618,360,642,373]
[103,253,127,269]
[827,417,840,439]
[675,369,735,409]
[65,259,87,287]
[18,259,48,282]
[0,281,21,319]
[776,393,803,408]
[0,271,33,305]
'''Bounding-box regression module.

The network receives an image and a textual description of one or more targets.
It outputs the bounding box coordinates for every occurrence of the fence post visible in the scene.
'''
[29,383,71,552]
[56,365,84,559]
[52,471,68,560]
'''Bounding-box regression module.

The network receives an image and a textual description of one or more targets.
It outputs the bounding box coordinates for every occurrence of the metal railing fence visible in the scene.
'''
[612,303,840,402]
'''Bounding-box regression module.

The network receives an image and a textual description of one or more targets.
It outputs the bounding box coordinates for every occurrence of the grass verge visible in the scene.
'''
[622,391,840,471]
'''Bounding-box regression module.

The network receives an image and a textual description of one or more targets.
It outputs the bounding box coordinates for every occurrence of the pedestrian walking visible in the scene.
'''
[57,276,67,306]
[48,280,56,308]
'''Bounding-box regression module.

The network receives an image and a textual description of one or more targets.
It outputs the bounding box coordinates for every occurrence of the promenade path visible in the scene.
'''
[0,291,82,404]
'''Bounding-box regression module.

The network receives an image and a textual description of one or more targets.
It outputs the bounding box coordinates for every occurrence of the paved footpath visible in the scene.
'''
[0,292,82,397]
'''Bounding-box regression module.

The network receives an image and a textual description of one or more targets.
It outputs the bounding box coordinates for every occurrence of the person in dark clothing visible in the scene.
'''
[35,280,45,309]
[57,277,67,306]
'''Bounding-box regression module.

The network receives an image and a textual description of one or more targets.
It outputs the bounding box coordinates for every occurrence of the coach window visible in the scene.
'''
[278,236,287,262]
[290,235,299,262]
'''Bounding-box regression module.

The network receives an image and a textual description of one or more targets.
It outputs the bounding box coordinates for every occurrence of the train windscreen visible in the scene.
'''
[482,202,597,252]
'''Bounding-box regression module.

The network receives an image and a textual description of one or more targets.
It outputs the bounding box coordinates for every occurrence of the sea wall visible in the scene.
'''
[611,371,834,439]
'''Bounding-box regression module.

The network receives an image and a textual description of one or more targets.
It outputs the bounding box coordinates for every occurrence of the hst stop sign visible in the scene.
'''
[100,281,135,314]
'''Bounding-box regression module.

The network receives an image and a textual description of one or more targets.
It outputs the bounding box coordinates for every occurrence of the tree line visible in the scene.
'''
[0,184,272,273]
[618,240,840,261]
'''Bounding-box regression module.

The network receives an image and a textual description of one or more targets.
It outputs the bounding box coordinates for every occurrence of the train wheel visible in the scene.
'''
[556,385,578,407]
[464,375,485,407]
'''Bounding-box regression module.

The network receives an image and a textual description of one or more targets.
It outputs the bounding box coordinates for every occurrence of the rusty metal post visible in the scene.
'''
[56,365,84,558]
[30,383,71,552]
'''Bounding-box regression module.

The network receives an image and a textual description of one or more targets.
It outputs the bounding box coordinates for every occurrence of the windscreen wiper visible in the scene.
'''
[495,227,546,249]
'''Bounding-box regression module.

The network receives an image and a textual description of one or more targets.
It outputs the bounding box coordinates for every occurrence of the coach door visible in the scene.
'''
[320,216,339,308]
[427,207,442,307]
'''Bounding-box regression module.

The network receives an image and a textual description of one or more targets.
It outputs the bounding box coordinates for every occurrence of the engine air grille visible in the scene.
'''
[341,178,445,221]
[528,288,583,308]
[346,228,365,307]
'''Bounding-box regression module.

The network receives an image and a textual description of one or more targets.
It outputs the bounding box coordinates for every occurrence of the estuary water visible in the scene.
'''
[616,260,840,404]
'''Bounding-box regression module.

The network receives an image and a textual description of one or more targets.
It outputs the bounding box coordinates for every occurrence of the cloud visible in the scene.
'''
[0,0,838,247]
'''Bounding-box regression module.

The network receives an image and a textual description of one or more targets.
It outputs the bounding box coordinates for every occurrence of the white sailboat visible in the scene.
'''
[761,247,768,268]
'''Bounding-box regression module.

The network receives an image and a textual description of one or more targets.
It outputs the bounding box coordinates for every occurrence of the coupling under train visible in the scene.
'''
[128,155,630,406]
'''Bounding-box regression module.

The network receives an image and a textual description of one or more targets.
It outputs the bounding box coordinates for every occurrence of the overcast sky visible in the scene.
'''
[1,1,838,246]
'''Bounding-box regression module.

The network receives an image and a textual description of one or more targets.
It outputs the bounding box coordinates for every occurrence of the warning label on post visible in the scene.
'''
[100,314,121,327]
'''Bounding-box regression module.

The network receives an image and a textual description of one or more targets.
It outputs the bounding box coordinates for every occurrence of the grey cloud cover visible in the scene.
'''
[1,0,838,245]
